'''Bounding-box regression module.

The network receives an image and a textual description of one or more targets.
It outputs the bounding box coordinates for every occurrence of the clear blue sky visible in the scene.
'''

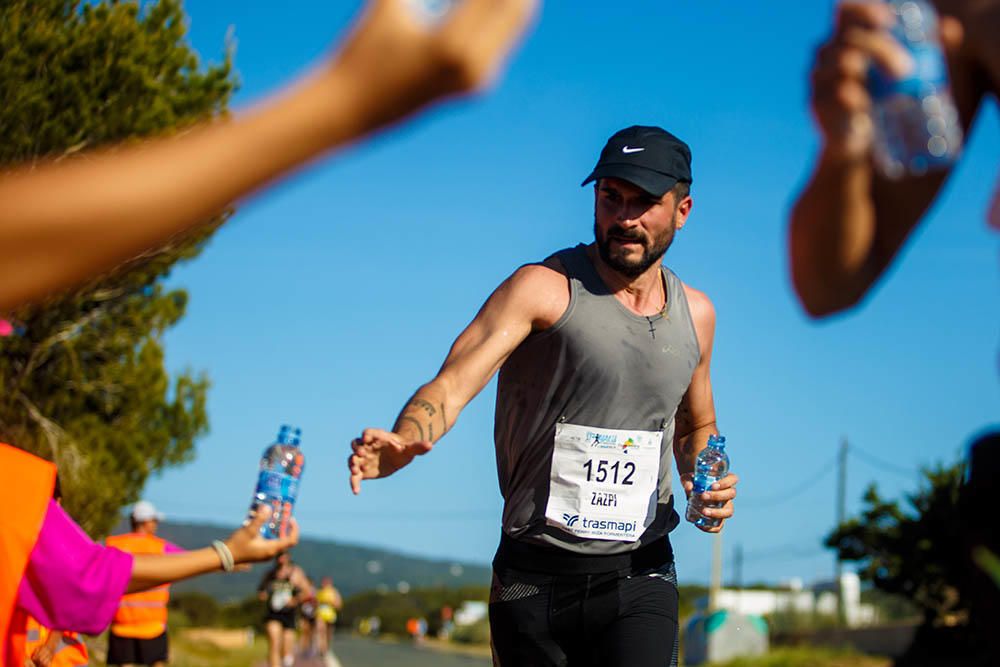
[144,0,999,586]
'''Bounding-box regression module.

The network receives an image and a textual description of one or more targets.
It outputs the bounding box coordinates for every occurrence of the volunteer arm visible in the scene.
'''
[127,507,297,593]
[788,1,982,317]
[18,503,296,635]
[673,286,737,533]
[0,0,536,312]
[349,261,567,493]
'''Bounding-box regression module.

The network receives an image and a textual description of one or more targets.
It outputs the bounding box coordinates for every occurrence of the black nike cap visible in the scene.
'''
[581,125,693,197]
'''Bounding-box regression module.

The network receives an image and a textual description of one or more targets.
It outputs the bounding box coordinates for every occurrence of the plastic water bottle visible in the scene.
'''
[686,434,729,529]
[248,425,305,539]
[868,0,962,179]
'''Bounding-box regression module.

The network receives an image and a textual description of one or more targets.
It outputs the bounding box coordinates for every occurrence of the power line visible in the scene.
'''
[739,454,839,508]
[850,446,920,480]
[740,542,827,563]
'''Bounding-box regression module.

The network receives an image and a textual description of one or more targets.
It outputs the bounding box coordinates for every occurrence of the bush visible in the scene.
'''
[217,596,267,631]
[451,618,490,645]
[170,592,220,627]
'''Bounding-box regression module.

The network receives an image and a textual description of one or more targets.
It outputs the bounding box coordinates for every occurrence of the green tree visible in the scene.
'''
[0,0,235,535]
[825,463,966,626]
[169,591,221,627]
[218,595,266,630]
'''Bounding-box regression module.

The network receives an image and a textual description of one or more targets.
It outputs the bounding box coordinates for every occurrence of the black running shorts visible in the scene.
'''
[265,608,298,630]
[107,630,168,666]
[489,536,679,667]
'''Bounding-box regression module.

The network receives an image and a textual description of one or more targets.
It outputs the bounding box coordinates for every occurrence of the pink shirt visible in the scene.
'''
[16,501,182,634]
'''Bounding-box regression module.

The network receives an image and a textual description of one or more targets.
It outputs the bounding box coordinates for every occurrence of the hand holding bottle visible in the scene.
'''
[682,434,738,533]
[226,505,300,564]
[807,1,963,167]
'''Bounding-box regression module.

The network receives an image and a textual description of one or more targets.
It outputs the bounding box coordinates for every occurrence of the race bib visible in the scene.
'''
[270,589,292,612]
[544,422,661,542]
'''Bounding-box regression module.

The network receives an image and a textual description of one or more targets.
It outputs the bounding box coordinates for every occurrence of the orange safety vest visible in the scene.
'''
[0,443,57,667]
[104,534,169,639]
[24,616,89,667]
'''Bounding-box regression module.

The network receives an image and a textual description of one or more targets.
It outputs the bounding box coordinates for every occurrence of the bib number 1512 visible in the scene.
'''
[583,459,635,485]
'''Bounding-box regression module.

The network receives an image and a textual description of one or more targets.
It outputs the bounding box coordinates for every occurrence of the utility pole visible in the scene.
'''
[733,542,743,614]
[734,543,743,590]
[836,437,848,626]
[709,531,723,612]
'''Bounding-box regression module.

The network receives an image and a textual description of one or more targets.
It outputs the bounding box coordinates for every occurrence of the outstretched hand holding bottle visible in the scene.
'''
[127,505,298,594]
[804,1,964,167]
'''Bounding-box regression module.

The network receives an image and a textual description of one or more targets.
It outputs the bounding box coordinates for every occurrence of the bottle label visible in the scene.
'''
[870,43,948,101]
[692,474,716,494]
[256,470,299,503]
[869,0,949,102]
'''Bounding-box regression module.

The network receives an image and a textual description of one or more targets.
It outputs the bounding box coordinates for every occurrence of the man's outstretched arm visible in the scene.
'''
[0,0,537,312]
[348,262,567,494]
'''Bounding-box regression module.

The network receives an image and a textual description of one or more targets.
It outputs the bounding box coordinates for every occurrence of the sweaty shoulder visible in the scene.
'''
[498,258,570,332]
[681,282,716,352]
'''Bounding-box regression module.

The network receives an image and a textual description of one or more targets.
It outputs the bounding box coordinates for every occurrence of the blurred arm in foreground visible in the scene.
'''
[788,0,996,317]
[0,0,537,311]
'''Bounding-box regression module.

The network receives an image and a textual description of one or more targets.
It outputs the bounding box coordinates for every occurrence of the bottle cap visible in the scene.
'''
[708,434,726,447]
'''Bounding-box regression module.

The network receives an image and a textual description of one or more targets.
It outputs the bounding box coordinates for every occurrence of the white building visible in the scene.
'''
[699,572,877,627]
[454,600,488,627]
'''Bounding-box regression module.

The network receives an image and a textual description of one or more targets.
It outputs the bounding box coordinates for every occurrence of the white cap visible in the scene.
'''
[131,500,164,522]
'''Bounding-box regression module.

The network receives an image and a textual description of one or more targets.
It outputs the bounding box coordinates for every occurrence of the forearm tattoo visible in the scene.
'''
[410,398,437,418]
[396,396,448,442]
[397,415,425,441]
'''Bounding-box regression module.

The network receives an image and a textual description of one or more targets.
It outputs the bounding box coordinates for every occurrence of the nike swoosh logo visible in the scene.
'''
[622,146,645,153]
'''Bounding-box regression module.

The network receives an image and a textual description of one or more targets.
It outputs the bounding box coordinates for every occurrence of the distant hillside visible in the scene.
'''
[111,518,491,601]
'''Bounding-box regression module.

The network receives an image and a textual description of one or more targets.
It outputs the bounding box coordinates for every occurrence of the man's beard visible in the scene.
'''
[594,214,677,278]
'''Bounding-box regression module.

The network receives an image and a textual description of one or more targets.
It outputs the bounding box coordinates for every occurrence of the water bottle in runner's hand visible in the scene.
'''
[686,434,729,529]
[868,0,962,178]
[249,424,305,539]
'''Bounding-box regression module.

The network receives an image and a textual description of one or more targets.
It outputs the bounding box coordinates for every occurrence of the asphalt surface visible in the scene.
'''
[277,636,491,667]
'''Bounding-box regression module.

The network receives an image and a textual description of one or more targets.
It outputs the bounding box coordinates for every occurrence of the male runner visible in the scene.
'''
[258,553,312,667]
[349,125,739,667]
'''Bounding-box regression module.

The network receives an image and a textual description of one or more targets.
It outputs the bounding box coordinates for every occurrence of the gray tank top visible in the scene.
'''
[495,244,701,554]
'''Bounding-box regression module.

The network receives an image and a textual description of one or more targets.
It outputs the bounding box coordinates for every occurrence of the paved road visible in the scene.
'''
[328,636,491,667]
